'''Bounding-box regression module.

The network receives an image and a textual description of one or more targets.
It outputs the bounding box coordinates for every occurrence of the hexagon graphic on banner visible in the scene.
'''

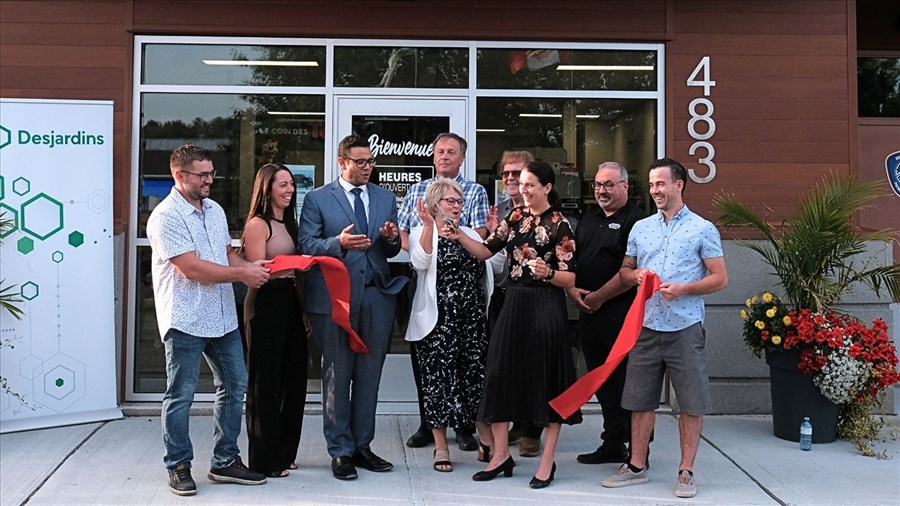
[52,250,64,263]
[0,125,10,149]
[19,355,43,379]
[12,177,30,196]
[21,193,64,240]
[20,281,39,300]
[68,231,84,248]
[0,203,17,238]
[87,190,110,213]
[17,236,34,254]
[34,353,86,411]
[0,173,5,200]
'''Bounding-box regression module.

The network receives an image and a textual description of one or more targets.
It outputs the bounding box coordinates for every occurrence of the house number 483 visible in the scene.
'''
[686,56,716,183]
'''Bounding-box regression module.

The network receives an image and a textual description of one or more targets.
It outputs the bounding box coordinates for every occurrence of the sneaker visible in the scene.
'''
[675,469,697,498]
[168,462,197,496]
[601,463,649,488]
[519,436,542,457]
[208,456,267,485]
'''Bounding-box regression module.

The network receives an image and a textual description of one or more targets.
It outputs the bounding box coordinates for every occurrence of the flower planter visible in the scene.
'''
[766,349,839,443]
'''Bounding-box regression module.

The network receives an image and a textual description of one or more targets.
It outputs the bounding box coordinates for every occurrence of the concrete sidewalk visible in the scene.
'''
[2,412,898,505]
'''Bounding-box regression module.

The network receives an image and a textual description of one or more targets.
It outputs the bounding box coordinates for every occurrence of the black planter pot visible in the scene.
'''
[766,349,840,443]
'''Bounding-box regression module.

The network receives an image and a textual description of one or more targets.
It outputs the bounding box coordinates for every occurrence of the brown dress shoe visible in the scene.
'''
[519,436,542,457]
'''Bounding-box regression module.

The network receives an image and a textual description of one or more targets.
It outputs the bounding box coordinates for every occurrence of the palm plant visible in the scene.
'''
[0,211,24,320]
[1,210,32,412]
[714,173,900,312]
[717,174,900,457]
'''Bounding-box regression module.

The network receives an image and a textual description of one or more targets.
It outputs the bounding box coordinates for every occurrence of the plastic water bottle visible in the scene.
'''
[799,417,813,451]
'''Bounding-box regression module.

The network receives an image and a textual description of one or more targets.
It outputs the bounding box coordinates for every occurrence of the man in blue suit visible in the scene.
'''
[299,134,407,480]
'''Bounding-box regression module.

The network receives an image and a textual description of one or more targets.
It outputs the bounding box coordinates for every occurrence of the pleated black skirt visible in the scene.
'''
[478,284,582,426]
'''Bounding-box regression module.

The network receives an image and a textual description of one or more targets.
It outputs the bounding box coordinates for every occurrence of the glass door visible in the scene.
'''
[334,96,467,404]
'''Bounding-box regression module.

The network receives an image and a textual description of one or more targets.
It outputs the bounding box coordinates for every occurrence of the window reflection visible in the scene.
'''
[138,93,326,237]
[133,38,663,399]
[334,47,468,88]
[477,49,656,91]
[142,44,326,86]
[475,97,656,221]
[858,57,900,117]
[135,91,328,395]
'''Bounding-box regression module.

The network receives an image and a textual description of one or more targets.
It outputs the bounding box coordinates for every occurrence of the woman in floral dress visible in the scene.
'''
[448,160,582,489]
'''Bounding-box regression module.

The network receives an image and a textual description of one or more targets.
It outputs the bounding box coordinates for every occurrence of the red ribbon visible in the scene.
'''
[265,254,368,354]
[549,272,661,419]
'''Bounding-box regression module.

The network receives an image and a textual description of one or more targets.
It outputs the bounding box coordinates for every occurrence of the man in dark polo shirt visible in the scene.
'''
[567,161,647,465]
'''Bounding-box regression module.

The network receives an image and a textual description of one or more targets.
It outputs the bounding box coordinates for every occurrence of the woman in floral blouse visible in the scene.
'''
[446,160,582,489]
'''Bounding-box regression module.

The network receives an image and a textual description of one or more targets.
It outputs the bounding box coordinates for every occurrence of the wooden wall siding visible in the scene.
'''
[129,0,668,40]
[669,1,853,224]
[0,0,133,234]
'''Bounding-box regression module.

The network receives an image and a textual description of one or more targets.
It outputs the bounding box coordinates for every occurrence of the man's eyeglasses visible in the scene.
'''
[501,170,521,179]
[180,169,217,180]
[345,157,377,168]
[440,197,464,206]
[591,180,625,191]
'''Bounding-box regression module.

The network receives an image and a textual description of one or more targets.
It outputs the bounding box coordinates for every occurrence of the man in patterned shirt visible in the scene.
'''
[147,144,271,496]
[399,132,489,452]
[601,158,728,499]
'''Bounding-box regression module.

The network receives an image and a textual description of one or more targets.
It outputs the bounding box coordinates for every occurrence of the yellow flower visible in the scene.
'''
[762,292,774,303]
[766,308,776,318]
[745,298,752,308]
[783,316,792,326]
[771,335,782,345]
[740,310,748,320]
[755,320,765,330]
[751,295,759,304]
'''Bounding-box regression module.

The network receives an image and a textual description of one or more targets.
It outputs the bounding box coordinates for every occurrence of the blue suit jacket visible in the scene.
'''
[298,180,406,326]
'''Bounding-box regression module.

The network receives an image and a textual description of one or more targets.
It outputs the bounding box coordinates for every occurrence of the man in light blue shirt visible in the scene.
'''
[601,158,727,499]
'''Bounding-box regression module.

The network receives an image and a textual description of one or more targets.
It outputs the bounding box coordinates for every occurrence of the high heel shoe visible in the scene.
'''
[477,442,491,463]
[472,456,514,481]
[529,462,556,489]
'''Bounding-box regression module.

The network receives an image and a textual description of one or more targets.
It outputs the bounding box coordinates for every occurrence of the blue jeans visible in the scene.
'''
[161,328,248,470]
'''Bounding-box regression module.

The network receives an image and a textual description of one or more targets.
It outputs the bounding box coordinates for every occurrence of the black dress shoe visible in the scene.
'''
[577,443,629,464]
[406,428,434,448]
[472,456,515,481]
[455,433,478,451]
[529,462,556,489]
[331,456,358,480]
[351,448,393,472]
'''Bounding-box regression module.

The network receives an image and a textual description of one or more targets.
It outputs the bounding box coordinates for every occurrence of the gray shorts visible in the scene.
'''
[621,322,711,415]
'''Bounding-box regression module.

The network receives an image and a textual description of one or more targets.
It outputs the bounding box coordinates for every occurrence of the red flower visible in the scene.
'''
[782,309,900,404]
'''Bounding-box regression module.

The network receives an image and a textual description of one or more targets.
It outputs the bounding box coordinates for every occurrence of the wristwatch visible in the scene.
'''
[546,268,556,281]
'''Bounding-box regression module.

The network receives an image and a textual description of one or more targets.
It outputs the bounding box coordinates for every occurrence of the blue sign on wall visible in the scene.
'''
[887,150,900,198]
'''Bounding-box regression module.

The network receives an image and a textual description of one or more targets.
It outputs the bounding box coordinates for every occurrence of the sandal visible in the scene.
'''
[477,442,492,463]
[433,449,453,472]
[266,469,290,478]
[288,462,298,470]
